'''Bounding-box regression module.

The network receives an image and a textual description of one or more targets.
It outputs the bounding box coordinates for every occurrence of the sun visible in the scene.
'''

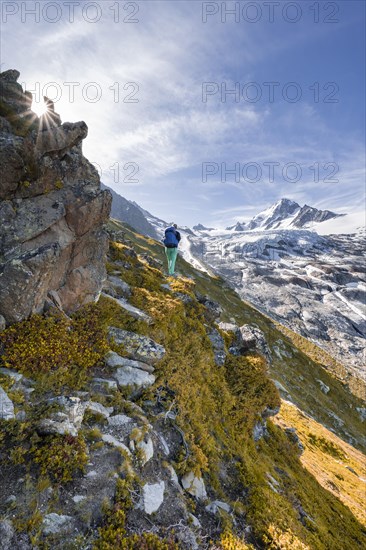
[31,100,49,118]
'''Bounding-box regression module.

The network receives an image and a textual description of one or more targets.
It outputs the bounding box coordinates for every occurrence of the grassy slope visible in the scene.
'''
[274,401,366,527]
[109,219,366,456]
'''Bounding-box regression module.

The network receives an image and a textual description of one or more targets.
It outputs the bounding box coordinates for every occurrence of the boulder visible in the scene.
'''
[142,481,165,514]
[285,427,304,453]
[231,324,272,364]
[253,420,268,441]
[175,527,199,550]
[0,367,23,382]
[0,69,111,325]
[108,327,165,365]
[103,296,152,323]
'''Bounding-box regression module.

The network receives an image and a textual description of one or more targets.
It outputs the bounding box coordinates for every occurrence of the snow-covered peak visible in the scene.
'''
[222,198,342,233]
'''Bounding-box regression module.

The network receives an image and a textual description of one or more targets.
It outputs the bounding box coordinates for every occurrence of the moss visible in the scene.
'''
[30,433,88,483]
[219,531,255,549]
[55,179,64,189]
[0,304,109,392]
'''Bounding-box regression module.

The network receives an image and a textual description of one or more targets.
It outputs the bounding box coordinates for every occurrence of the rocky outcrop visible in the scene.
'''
[0,69,111,324]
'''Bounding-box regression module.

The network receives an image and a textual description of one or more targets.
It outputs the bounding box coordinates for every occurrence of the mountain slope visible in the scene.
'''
[102,184,158,239]
[1,218,365,549]
[192,227,366,380]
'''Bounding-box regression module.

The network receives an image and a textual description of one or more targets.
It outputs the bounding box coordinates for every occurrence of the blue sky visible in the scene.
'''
[1,0,365,227]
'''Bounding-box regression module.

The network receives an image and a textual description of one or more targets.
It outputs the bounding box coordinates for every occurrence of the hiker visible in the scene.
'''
[163,223,181,276]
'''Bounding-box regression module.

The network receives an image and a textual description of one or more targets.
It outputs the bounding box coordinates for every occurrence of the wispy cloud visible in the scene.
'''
[2,0,364,227]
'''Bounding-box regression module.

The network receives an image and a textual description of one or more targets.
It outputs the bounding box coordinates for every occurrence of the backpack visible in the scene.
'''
[164,227,179,248]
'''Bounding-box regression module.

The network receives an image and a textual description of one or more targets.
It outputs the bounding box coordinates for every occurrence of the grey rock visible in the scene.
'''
[0,315,6,331]
[356,407,366,422]
[72,495,86,504]
[253,421,268,441]
[175,527,199,550]
[142,481,165,514]
[91,377,118,391]
[0,386,15,420]
[157,433,170,455]
[37,416,78,437]
[85,401,113,418]
[101,434,132,455]
[0,519,14,549]
[38,396,86,436]
[112,366,156,389]
[105,351,154,373]
[136,435,154,465]
[42,513,73,536]
[181,472,207,500]
[108,327,165,365]
[285,427,304,452]
[207,327,226,366]
[316,379,330,394]
[165,464,183,493]
[197,294,222,322]
[272,380,290,395]
[101,293,152,323]
[233,324,272,364]
[205,500,232,514]
[218,322,238,332]
[188,513,201,528]
[106,275,131,297]
[108,414,134,427]
[140,253,163,269]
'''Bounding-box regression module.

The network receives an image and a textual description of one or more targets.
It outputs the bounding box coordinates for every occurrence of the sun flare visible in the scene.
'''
[31,101,49,118]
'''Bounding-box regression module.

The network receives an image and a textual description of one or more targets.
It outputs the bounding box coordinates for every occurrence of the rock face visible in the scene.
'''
[0,69,111,324]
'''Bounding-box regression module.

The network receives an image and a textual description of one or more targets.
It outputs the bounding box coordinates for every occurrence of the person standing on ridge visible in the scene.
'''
[163,223,181,276]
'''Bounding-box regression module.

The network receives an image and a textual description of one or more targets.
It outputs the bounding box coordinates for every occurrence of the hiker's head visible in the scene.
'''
[173,223,178,229]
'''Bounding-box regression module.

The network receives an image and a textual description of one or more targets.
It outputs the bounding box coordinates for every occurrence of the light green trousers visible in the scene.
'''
[165,247,178,275]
